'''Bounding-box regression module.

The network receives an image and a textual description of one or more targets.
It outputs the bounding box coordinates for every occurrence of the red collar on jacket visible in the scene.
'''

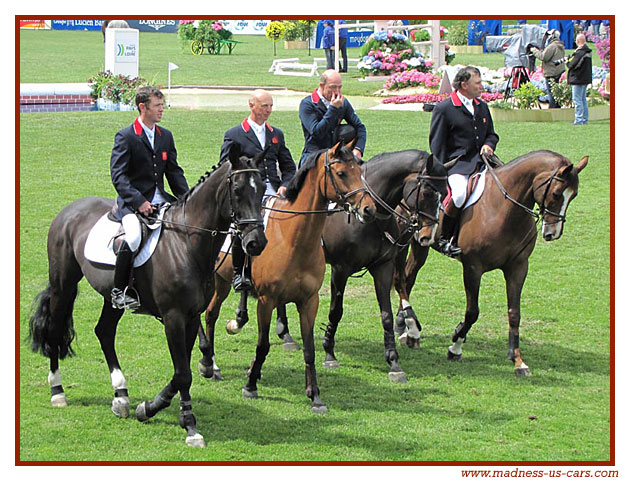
[311,89,322,103]
[450,91,480,107]
[241,118,273,133]
[134,118,162,136]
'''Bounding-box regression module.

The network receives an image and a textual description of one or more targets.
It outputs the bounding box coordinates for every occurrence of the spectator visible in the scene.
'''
[322,21,335,70]
[567,33,593,125]
[531,30,566,109]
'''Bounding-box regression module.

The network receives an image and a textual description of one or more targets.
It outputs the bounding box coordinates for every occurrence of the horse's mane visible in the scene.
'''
[363,149,430,175]
[501,150,570,171]
[284,146,354,203]
[172,162,226,207]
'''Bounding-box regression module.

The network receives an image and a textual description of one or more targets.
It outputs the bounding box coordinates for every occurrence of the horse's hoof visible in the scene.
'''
[405,336,421,350]
[322,359,340,369]
[311,403,328,414]
[281,334,300,351]
[211,369,223,381]
[242,387,258,399]
[447,350,462,362]
[111,396,130,418]
[388,371,408,383]
[135,401,149,422]
[198,361,213,378]
[226,319,242,335]
[185,433,206,448]
[515,367,532,377]
[50,393,67,408]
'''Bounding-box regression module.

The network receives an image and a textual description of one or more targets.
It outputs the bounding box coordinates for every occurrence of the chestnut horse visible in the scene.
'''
[199,141,376,413]
[270,150,448,382]
[28,147,267,447]
[394,150,588,376]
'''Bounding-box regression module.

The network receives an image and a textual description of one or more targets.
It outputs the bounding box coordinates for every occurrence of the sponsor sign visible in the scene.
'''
[126,20,178,33]
[52,20,104,31]
[348,31,373,48]
[222,20,270,35]
[20,20,50,29]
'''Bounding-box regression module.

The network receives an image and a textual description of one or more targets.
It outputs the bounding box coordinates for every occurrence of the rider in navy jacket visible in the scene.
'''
[219,89,297,291]
[298,69,366,166]
[109,86,189,309]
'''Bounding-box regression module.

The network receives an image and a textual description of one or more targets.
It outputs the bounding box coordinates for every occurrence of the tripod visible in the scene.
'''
[505,65,530,98]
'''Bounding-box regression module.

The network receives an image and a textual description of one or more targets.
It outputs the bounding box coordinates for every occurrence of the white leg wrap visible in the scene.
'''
[449,338,465,356]
[48,369,61,387]
[110,368,127,390]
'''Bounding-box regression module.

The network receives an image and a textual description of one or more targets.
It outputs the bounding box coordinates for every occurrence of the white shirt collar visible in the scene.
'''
[137,117,156,148]
[317,89,331,109]
[248,117,266,148]
[456,91,475,114]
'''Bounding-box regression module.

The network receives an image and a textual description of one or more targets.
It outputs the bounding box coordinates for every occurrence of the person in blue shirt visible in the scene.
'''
[322,21,335,70]
[338,20,348,72]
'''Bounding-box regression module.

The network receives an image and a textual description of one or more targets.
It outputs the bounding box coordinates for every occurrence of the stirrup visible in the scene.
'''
[111,287,141,310]
[232,274,253,292]
[438,238,462,258]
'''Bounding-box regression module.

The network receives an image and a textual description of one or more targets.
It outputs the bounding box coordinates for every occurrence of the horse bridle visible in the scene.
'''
[482,154,568,225]
[225,165,265,233]
[532,167,569,225]
[323,150,370,215]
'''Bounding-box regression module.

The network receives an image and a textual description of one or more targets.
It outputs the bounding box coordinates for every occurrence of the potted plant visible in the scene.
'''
[265,20,286,56]
[88,71,149,111]
[283,20,310,49]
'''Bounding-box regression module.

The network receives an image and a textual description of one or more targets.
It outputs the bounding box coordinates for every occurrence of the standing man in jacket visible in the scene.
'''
[429,66,499,258]
[298,69,366,167]
[531,30,566,109]
[220,89,296,291]
[567,33,593,125]
[110,86,190,308]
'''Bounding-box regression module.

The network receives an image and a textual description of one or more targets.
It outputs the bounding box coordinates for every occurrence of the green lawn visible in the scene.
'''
[19,28,601,98]
[19,109,610,461]
[18,26,611,463]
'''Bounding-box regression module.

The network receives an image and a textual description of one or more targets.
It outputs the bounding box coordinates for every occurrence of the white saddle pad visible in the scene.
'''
[84,208,166,267]
[463,169,488,211]
[220,196,276,254]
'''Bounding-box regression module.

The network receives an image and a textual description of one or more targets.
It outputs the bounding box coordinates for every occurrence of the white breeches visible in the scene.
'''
[121,214,142,252]
[448,173,469,209]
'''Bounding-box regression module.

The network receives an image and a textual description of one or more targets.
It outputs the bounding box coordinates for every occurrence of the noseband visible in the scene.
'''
[226,166,265,232]
[323,150,369,214]
[532,167,568,224]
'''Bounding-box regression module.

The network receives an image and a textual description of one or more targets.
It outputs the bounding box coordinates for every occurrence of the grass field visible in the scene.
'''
[18,27,611,462]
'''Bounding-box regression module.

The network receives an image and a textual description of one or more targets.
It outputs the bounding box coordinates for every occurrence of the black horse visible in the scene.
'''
[275,150,448,381]
[28,146,267,448]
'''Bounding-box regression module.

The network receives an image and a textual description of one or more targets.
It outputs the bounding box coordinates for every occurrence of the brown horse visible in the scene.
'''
[394,150,588,376]
[200,141,376,413]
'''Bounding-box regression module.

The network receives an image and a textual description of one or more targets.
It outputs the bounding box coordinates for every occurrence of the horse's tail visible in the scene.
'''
[28,284,77,359]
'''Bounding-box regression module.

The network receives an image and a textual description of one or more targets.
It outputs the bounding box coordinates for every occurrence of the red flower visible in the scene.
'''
[272,136,279,144]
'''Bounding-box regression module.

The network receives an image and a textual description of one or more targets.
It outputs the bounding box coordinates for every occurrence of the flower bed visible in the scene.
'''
[382,91,504,105]
[358,31,432,77]
[88,71,149,108]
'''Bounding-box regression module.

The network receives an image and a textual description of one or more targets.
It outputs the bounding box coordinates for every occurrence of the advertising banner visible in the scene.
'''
[52,20,104,31]
[20,20,50,29]
[348,31,373,48]
[222,20,270,35]
[126,20,178,33]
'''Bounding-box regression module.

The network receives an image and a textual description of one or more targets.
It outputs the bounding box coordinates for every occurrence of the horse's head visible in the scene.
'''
[323,139,376,223]
[534,155,588,241]
[406,154,449,247]
[226,144,268,256]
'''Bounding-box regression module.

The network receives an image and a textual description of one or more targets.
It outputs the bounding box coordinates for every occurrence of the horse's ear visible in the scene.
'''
[345,136,358,152]
[330,141,343,158]
[574,155,588,173]
[228,142,241,166]
[426,154,434,172]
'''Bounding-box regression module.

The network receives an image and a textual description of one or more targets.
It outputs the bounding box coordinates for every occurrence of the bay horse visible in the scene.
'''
[393,150,588,376]
[199,141,376,413]
[28,146,267,447]
[271,150,448,382]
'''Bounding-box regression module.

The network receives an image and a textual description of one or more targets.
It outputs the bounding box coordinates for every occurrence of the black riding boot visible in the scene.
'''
[111,241,140,309]
[437,214,462,258]
[232,240,252,291]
